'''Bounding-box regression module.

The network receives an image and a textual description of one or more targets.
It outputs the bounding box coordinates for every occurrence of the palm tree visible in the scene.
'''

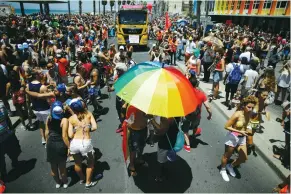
[122,0,126,5]
[110,0,115,12]
[79,0,82,15]
[102,0,108,15]
[93,0,96,15]
[126,0,131,4]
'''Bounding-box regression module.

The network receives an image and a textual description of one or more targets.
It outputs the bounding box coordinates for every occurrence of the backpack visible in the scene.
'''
[228,63,242,84]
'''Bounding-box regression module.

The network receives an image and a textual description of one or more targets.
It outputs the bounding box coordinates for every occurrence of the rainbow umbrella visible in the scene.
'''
[114,61,198,118]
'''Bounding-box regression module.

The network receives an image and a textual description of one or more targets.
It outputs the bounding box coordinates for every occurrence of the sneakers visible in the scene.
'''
[116,128,123,133]
[63,184,68,189]
[56,184,61,189]
[41,137,46,145]
[20,124,26,131]
[226,164,236,177]
[79,180,85,185]
[85,181,97,189]
[184,145,191,153]
[194,127,202,136]
[220,169,230,182]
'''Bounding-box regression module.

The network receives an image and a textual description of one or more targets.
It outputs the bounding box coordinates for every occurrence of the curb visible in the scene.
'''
[176,61,287,181]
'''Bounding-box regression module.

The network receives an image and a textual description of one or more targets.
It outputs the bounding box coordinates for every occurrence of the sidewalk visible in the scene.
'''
[176,61,290,179]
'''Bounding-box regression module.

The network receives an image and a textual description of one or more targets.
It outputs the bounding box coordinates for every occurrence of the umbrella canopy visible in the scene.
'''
[114,62,198,118]
[203,36,224,48]
[177,19,188,23]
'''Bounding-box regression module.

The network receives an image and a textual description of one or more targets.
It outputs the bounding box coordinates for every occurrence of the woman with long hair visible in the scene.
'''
[220,96,258,182]
[45,101,70,189]
[256,67,277,93]
[68,99,98,189]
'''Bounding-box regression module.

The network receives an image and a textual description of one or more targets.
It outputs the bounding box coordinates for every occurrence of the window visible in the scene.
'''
[231,1,235,10]
[264,0,272,9]
[245,0,250,9]
[254,0,260,9]
[237,0,241,9]
[279,1,288,8]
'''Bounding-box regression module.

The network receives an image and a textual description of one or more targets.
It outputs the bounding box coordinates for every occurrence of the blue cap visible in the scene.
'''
[70,98,84,112]
[51,101,64,120]
[65,98,72,106]
[23,42,28,49]
[57,83,66,93]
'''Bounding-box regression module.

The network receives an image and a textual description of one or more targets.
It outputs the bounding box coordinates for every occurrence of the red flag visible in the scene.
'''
[165,12,171,31]
[122,105,137,162]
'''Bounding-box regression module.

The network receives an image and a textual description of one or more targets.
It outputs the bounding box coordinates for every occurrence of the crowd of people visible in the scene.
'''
[0,11,289,192]
[148,15,290,184]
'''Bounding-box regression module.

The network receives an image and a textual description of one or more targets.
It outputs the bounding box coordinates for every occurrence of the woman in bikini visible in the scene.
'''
[220,95,258,182]
[68,99,98,189]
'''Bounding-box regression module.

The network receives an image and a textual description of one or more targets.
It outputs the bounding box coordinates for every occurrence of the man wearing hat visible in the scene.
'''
[113,46,127,66]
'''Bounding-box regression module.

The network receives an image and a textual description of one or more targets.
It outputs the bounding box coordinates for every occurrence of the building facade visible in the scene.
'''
[207,0,290,32]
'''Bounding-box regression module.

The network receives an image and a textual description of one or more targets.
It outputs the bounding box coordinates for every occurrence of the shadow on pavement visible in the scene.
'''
[99,107,109,116]
[132,152,192,193]
[272,145,290,169]
[5,158,37,183]
[67,148,110,187]
[100,94,109,100]
[190,137,209,149]
[270,139,285,143]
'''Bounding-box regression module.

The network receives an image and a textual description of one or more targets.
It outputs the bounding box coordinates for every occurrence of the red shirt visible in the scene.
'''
[55,58,68,77]
[82,62,93,79]
[193,88,207,118]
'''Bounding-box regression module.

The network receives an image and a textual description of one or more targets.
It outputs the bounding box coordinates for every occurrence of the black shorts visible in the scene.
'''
[181,117,200,133]
[225,83,239,93]
[128,127,147,153]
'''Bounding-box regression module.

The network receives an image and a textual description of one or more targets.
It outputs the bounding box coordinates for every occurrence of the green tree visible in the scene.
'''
[110,0,115,12]
[93,0,96,15]
[126,0,131,4]
[79,0,82,15]
[102,0,108,15]
[122,0,126,5]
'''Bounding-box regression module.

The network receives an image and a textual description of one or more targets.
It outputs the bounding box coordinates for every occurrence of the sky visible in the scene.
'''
[4,0,154,12]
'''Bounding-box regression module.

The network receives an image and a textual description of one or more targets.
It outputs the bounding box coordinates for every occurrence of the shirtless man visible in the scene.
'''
[126,105,148,177]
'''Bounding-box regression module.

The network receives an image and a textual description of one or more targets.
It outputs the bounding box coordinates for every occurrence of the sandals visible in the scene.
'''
[128,167,137,177]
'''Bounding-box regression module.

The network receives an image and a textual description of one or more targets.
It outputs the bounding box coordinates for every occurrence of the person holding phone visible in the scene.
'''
[219,96,258,182]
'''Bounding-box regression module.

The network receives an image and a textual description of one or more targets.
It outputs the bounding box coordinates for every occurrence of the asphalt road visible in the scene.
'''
[4,38,281,193]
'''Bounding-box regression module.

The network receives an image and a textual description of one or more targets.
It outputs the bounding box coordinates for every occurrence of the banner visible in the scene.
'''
[193,0,197,15]
[165,12,171,31]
